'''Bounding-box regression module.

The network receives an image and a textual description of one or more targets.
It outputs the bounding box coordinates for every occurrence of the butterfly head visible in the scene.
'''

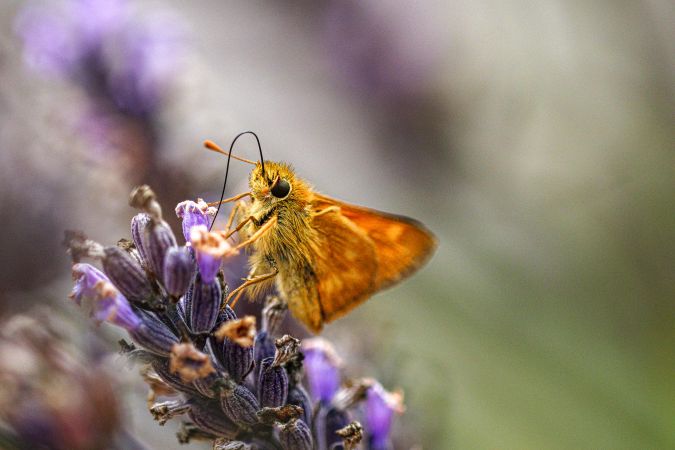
[249,161,296,202]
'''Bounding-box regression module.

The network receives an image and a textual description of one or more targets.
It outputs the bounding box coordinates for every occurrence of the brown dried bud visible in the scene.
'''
[63,230,104,262]
[332,378,374,411]
[213,439,252,450]
[176,422,216,444]
[140,365,177,407]
[150,400,191,425]
[272,334,300,368]
[336,421,364,450]
[129,185,163,222]
[256,404,303,425]
[169,343,216,382]
[213,316,256,347]
[261,296,287,334]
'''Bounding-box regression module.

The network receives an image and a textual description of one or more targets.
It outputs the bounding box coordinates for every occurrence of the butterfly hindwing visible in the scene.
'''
[306,207,378,329]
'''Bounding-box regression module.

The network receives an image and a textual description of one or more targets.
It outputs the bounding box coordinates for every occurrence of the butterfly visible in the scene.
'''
[206,133,437,333]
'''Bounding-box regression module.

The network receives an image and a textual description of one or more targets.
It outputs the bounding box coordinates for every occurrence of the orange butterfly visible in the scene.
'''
[205,135,437,333]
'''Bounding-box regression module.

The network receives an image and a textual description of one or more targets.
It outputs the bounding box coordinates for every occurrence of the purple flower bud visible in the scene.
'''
[175,199,216,243]
[188,274,222,334]
[279,419,313,450]
[101,246,153,303]
[220,384,260,427]
[303,338,342,403]
[257,357,288,408]
[365,382,404,450]
[254,330,275,370]
[188,400,239,440]
[150,358,201,397]
[91,281,142,331]
[191,368,229,399]
[214,441,251,450]
[130,310,179,356]
[218,304,238,323]
[163,246,194,299]
[70,263,110,305]
[210,335,253,384]
[147,220,177,282]
[190,226,235,283]
[287,385,313,427]
[131,213,152,265]
[316,407,351,450]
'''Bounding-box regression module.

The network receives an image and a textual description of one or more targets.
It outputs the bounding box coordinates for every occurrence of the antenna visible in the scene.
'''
[207,131,266,231]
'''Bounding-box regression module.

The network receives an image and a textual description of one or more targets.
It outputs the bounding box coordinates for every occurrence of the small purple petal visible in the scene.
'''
[366,382,404,450]
[303,338,342,403]
[195,251,221,284]
[175,199,215,243]
[190,226,235,284]
[70,263,110,305]
[92,282,141,331]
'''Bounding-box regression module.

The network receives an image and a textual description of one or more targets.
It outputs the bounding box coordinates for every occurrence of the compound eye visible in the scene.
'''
[270,177,291,199]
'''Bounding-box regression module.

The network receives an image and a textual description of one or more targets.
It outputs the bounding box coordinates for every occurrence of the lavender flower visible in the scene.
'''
[176,199,217,243]
[65,185,409,448]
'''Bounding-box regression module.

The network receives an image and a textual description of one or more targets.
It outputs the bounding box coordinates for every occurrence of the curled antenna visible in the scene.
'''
[206,131,266,231]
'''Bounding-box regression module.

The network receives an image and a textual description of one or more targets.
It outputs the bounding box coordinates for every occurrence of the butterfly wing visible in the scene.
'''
[297,208,378,331]
[312,192,437,291]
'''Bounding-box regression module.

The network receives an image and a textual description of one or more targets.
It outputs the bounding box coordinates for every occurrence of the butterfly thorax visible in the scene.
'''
[241,161,317,270]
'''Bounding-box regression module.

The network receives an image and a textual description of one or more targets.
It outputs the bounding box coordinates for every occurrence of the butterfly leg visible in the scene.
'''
[206,191,251,207]
[224,200,247,235]
[313,206,341,217]
[231,215,277,251]
[227,266,279,308]
[223,211,258,240]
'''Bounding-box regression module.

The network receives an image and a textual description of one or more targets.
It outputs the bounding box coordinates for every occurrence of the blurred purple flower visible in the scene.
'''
[14,3,84,77]
[322,0,438,103]
[14,0,186,115]
[303,338,342,404]
[366,381,405,450]
[70,263,110,305]
[106,14,187,114]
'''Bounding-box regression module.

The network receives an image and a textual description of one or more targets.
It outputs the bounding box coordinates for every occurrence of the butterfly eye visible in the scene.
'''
[270,177,291,199]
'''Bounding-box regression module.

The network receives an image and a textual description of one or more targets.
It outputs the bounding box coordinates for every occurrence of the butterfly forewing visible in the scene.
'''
[311,193,437,290]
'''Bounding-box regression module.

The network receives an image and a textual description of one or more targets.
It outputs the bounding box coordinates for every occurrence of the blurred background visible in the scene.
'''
[1,0,674,448]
